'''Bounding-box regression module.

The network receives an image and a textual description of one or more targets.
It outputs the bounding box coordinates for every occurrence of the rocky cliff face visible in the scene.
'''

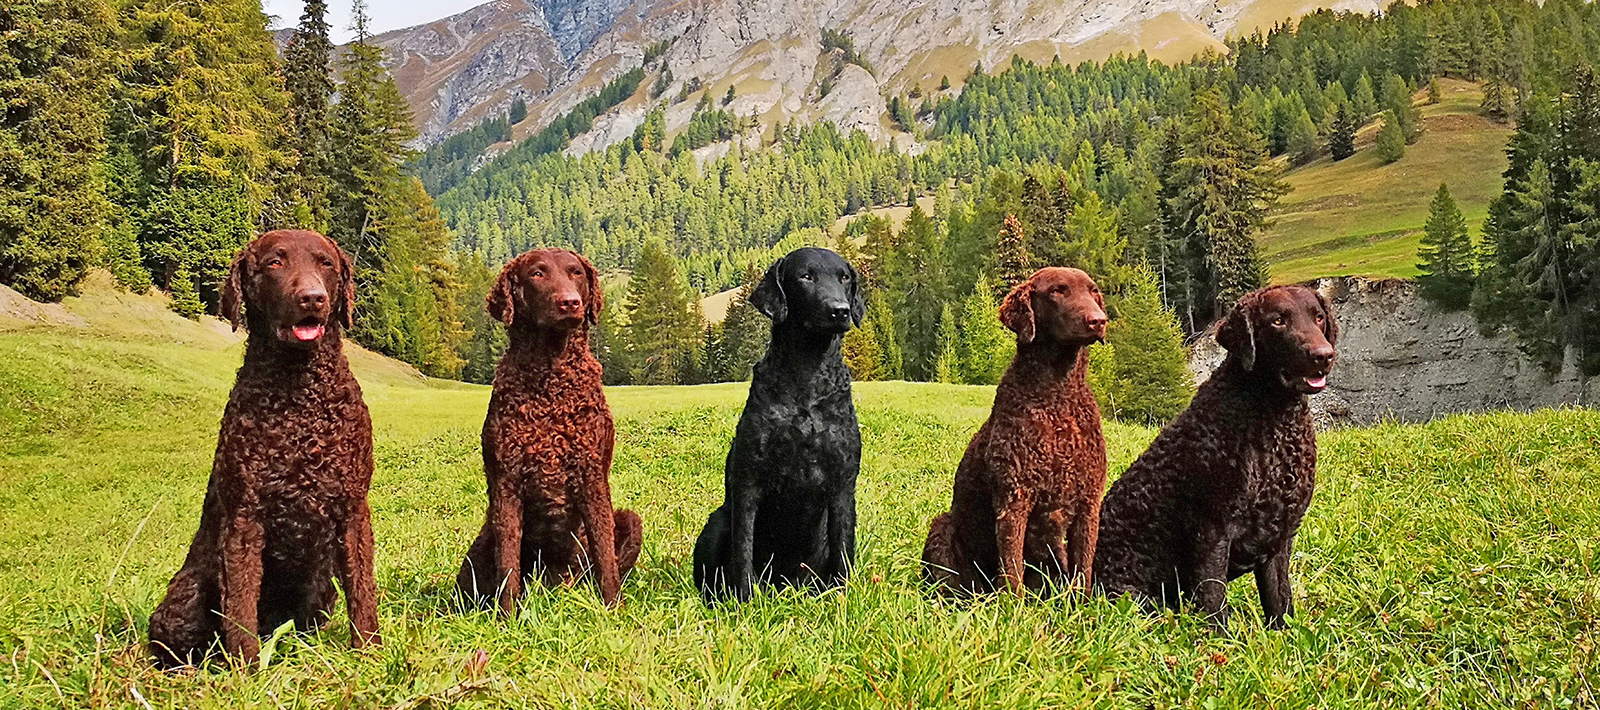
[1189,277,1599,427]
[376,0,1386,149]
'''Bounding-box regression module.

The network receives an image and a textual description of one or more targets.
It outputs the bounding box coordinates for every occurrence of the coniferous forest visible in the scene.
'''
[5,0,1600,417]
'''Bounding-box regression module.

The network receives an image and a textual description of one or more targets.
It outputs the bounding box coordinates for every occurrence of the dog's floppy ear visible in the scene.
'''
[1314,289,1339,346]
[750,253,788,324]
[576,251,603,326]
[999,278,1036,344]
[487,256,521,327]
[329,236,356,329]
[1216,294,1258,371]
[848,261,865,327]
[220,246,251,331]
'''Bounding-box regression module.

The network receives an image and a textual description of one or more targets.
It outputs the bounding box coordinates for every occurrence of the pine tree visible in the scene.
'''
[1381,73,1422,143]
[626,240,704,384]
[934,304,959,383]
[1375,110,1407,164]
[455,253,506,384]
[1329,103,1357,160]
[1416,183,1474,310]
[283,0,335,229]
[894,207,947,380]
[0,0,113,300]
[1427,76,1442,105]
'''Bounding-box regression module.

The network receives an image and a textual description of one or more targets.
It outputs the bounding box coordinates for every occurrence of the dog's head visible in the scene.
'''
[999,267,1108,347]
[487,248,602,333]
[221,229,355,348]
[749,247,864,334]
[1216,285,1338,395]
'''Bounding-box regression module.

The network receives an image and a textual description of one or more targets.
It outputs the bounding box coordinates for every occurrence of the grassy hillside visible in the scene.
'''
[1,280,1595,707]
[1263,79,1513,284]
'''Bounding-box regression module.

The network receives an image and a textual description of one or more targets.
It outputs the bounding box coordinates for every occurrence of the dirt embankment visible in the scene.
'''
[1189,277,1599,426]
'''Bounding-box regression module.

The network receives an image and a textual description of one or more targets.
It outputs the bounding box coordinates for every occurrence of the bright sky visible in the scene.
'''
[262,0,491,43]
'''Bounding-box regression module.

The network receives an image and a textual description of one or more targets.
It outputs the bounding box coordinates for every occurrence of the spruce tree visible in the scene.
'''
[1329,103,1357,160]
[716,264,770,381]
[1416,183,1474,310]
[283,0,335,229]
[842,315,881,380]
[1099,267,1194,424]
[1352,72,1378,121]
[1169,89,1286,326]
[865,290,903,380]
[626,240,703,384]
[0,0,113,300]
[1375,110,1407,164]
[993,214,1031,296]
[1381,73,1422,143]
[894,207,947,380]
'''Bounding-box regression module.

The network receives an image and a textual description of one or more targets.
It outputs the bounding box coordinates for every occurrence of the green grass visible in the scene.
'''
[1,280,1597,707]
[1263,79,1514,284]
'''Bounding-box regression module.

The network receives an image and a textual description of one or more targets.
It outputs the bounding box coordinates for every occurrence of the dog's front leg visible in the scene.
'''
[491,479,524,617]
[220,510,264,663]
[729,483,762,602]
[582,472,622,606]
[823,487,856,587]
[1255,537,1294,628]
[339,498,381,648]
[1191,522,1233,631]
[995,493,1032,596]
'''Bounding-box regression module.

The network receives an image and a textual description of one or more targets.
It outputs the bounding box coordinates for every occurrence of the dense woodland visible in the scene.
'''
[4,0,1600,413]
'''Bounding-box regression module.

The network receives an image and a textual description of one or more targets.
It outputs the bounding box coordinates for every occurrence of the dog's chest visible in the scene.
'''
[1232,416,1317,556]
[743,398,858,491]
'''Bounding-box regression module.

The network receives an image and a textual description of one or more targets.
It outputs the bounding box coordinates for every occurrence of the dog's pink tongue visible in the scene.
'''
[292,324,325,341]
[1305,375,1327,389]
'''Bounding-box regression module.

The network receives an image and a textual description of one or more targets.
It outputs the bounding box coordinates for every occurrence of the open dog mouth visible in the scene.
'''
[1282,369,1329,394]
[285,316,326,343]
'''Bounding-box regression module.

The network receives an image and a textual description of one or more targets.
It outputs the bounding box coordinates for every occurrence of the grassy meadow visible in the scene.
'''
[1262,79,1513,285]
[1,280,1597,708]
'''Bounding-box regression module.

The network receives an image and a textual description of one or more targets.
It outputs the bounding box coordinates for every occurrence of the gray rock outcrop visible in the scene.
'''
[1189,277,1598,427]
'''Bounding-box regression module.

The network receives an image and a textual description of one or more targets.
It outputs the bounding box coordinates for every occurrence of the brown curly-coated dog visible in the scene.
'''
[922,267,1109,596]
[148,230,379,668]
[456,248,642,612]
[1094,285,1337,630]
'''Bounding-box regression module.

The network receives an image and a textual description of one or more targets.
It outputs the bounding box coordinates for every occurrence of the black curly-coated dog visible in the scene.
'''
[692,247,864,602]
[1094,285,1337,630]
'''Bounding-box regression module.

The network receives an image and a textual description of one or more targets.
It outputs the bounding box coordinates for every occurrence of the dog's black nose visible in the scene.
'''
[297,287,327,310]
[829,305,851,321]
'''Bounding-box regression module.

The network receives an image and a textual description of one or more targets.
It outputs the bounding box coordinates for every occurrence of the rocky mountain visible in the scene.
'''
[378,0,1385,151]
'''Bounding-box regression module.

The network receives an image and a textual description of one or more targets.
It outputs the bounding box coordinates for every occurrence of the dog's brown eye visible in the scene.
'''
[532,270,544,278]
[267,259,282,268]
[800,273,813,281]
[1273,317,1286,327]
[1316,315,1325,323]
[839,274,849,283]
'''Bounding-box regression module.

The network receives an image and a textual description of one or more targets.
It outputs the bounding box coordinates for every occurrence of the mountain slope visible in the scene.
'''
[381,0,1385,148]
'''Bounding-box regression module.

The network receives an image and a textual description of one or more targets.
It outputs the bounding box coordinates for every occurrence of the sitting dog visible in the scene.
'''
[148,230,379,668]
[457,248,642,612]
[1094,285,1337,629]
[693,247,864,602]
[921,267,1109,596]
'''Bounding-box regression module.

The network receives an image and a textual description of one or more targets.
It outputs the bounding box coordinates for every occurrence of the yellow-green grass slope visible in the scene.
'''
[1264,79,1513,284]
[1,278,1595,707]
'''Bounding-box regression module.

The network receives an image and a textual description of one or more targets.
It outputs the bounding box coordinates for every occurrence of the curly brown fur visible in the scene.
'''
[457,248,641,612]
[148,230,379,669]
[922,267,1110,597]
[692,248,865,603]
[1093,285,1338,630]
